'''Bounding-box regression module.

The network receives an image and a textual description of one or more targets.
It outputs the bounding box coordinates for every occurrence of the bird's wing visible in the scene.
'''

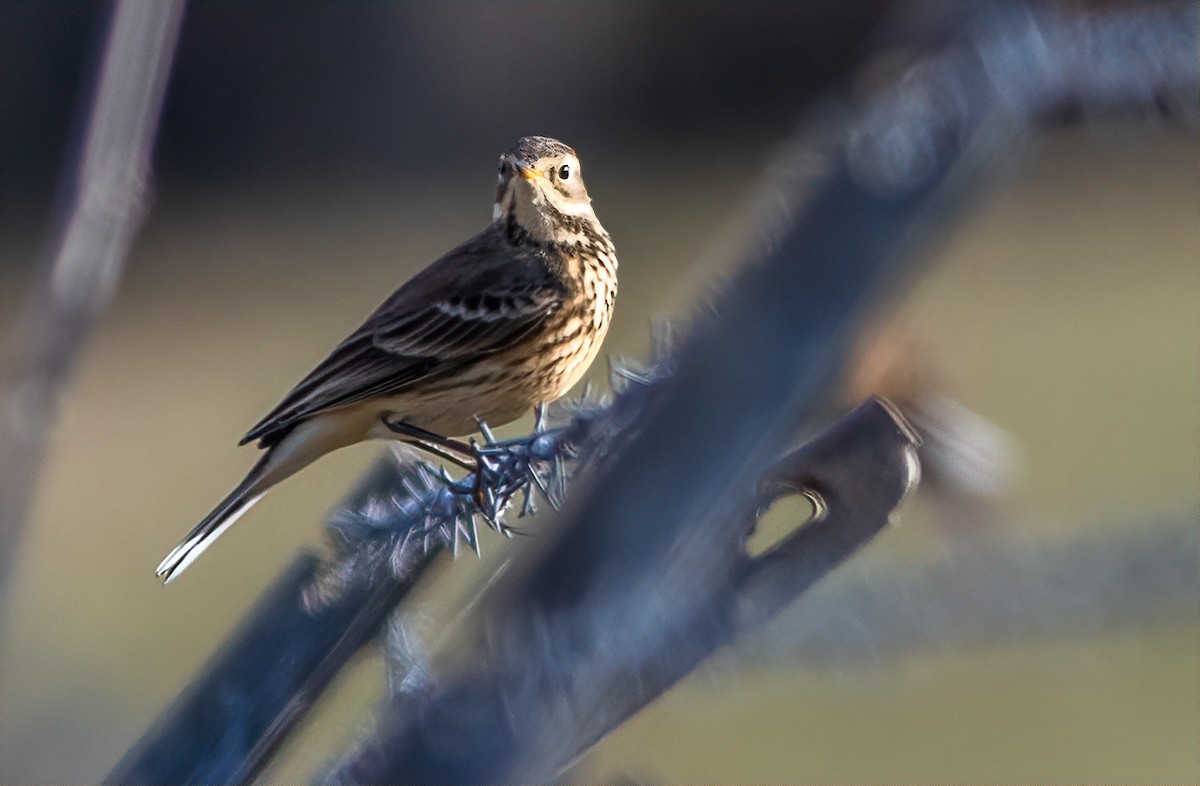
[240,232,565,448]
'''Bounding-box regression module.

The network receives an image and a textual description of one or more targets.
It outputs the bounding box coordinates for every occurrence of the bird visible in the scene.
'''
[156,136,617,584]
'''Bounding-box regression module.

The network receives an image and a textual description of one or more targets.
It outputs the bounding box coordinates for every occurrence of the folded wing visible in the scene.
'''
[241,234,565,448]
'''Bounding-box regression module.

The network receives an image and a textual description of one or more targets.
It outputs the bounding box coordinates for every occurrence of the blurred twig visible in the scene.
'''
[0,1,185,605]
[735,509,1199,669]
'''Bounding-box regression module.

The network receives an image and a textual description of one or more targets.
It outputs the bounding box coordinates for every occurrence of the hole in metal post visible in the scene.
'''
[744,491,822,558]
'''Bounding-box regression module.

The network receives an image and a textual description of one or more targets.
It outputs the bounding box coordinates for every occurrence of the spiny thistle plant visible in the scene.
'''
[311,339,676,603]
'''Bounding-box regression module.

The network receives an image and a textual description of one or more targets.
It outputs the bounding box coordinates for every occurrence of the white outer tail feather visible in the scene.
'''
[156,417,347,584]
[156,451,274,585]
[156,492,265,584]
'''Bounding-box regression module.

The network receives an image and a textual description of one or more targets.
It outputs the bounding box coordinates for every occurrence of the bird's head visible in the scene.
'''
[493,136,599,242]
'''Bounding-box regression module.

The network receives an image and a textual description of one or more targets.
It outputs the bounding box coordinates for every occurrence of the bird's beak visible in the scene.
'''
[517,163,545,183]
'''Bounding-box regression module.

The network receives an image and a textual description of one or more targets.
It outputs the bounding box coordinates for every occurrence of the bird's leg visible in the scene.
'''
[384,417,476,458]
[400,439,476,471]
[384,416,494,518]
[385,417,479,473]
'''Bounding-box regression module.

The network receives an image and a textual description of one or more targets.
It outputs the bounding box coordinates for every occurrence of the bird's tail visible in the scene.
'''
[155,456,272,585]
[157,413,356,584]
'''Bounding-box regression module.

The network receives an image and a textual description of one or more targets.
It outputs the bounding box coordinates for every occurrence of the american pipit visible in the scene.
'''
[157,136,617,583]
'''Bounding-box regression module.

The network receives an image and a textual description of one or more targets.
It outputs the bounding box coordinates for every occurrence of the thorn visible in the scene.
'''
[520,483,537,517]
[529,467,553,504]
[606,355,620,389]
[463,515,480,556]
[474,415,497,445]
[399,526,416,556]
[416,463,436,487]
[483,482,497,518]
[401,476,423,498]
[552,452,567,506]
[613,364,650,385]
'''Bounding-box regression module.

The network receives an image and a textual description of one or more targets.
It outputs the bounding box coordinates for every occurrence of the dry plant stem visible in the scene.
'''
[330,401,917,785]
[0,1,186,605]
[104,455,442,786]
[102,557,432,786]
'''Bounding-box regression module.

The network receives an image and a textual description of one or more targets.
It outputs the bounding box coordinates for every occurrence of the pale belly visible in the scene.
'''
[360,309,611,439]
[343,252,619,441]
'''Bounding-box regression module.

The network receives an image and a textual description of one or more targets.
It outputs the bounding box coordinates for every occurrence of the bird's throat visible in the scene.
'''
[499,178,601,246]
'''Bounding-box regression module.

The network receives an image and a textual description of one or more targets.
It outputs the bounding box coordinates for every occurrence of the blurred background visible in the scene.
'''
[1,2,1195,782]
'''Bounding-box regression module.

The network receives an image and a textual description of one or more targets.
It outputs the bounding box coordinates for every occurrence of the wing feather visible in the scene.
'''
[240,228,565,447]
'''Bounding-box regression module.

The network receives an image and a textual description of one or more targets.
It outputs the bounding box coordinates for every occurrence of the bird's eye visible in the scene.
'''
[558,164,571,180]
[498,160,509,176]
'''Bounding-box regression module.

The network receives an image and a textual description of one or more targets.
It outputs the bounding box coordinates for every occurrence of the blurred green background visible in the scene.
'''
[1,3,1196,783]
